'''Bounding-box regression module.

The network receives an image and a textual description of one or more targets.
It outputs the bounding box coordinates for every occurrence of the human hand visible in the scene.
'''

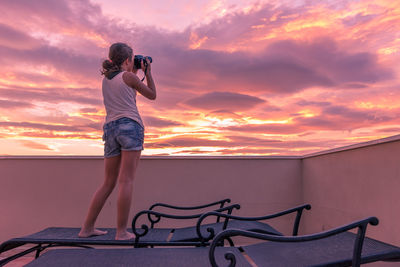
[141,57,151,73]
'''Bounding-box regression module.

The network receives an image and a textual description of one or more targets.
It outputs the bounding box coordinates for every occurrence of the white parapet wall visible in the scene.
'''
[1,134,399,249]
[302,135,400,247]
[0,156,302,243]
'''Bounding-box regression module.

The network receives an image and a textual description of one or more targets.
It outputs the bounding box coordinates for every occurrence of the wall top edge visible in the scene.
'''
[1,134,399,160]
[303,134,400,158]
[0,155,302,160]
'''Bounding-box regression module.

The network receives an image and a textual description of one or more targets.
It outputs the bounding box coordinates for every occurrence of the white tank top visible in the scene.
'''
[102,71,144,128]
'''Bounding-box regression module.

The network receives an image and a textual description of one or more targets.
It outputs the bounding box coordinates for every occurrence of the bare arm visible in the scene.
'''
[144,71,156,99]
[123,59,156,100]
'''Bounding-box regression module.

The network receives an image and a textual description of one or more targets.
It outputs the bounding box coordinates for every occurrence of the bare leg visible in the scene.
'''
[79,155,121,237]
[115,150,141,240]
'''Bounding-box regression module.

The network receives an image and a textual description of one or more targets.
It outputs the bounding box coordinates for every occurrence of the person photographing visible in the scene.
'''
[79,42,156,240]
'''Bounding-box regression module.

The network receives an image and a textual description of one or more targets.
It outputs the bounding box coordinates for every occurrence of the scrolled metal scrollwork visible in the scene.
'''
[224,252,236,267]
[131,222,148,238]
[147,212,162,228]
[209,233,238,267]
[131,210,158,241]
[204,226,216,242]
[131,204,240,246]
[196,205,240,244]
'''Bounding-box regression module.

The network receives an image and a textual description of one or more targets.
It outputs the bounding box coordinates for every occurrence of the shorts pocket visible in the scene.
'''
[102,129,109,142]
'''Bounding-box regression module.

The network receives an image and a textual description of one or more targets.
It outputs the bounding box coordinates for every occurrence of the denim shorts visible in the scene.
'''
[102,117,144,158]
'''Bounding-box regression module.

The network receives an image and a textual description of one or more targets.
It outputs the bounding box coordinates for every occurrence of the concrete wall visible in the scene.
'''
[302,139,400,247]
[1,135,399,260]
[0,156,302,243]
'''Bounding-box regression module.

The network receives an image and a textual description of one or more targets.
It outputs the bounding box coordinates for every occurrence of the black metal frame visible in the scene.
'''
[0,199,233,266]
[149,198,231,224]
[208,216,379,267]
[131,204,240,247]
[0,243,94,266]
[196,204,311,244]
[131,204,311,247]
[0,202,312,265]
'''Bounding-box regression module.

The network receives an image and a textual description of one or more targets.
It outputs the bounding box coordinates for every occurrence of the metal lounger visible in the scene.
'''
[0,198,231,266]
[0,202,311,266]
[23,217,400,267]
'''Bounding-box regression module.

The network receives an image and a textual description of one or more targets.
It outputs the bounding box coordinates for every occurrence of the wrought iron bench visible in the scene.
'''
[132,203,311,247]
[22,217,400,267]
[0,199,228,266]
[0,200,310,266]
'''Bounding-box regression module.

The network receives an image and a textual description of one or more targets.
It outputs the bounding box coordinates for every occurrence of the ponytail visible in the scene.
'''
[101,43,133,79]
[101,59,120,78]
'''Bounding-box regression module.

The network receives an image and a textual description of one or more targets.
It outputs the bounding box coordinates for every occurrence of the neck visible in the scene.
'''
[120,63,131,72]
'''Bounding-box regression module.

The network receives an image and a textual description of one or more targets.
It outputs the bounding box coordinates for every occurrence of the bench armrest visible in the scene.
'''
[209,216,379,267]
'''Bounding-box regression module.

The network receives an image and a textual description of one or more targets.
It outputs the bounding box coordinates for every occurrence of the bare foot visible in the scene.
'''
[78,228,108,238]
[115,231,135,240]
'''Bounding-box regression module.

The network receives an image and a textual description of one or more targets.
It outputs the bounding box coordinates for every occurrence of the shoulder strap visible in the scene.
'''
[107,70,122,80]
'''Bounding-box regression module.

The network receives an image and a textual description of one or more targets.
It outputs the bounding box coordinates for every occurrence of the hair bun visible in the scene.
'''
[102,59,114,70]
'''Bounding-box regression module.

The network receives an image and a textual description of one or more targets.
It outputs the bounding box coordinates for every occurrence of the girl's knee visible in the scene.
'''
[118,174,135,185]
[102,181,117,192]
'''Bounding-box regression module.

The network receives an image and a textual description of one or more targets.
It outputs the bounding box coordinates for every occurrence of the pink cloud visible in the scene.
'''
[79,108,100,113]
[18,140,54,151]
[142,116,183,128]
[0,99,33,109]
[0,121,99,132]
[146,137,233,148]
[0,23,41,50]
[183,92,265,111]
[20,132,99,140]
[0,0,399,155]
[0,86,102,106]
[152,38,393,95]
[0,45,101,81]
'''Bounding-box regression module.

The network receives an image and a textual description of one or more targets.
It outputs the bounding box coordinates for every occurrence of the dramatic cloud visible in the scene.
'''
[150,38,393,95]
[0,99,33,109]
[322,105,392,124]
[0,121,99,132]
[0,0,399,156]
[184,92,265,111]
[18,140,54,151]
[0,45,101,82]
[295,100,331,107]
[226,123,306,135]
[0,23,41,50]
[20,132,99,140]
[0,86,102,106]
[142,116,183,128]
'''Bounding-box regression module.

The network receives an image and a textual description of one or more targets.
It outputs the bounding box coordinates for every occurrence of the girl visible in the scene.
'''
[79,42,156,240]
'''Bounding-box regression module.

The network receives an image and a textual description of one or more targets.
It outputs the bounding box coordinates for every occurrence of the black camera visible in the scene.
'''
[134,55,152,69]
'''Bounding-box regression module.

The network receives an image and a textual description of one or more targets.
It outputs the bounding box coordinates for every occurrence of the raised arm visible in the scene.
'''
[123,58,156,100]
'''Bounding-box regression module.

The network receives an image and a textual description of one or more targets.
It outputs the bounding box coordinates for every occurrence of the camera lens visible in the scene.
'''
[134,55,152,69]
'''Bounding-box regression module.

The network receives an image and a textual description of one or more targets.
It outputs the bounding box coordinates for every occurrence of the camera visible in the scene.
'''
[134,55,152,69]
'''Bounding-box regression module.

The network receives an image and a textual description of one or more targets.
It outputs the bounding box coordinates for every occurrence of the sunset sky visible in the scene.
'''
[0,0,399,156]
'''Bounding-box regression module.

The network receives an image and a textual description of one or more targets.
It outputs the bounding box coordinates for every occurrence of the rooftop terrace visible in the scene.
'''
[1,134,400,266]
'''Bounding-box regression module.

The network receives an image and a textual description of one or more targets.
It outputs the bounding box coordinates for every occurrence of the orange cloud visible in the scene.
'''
[0,0,399,156]
[18,140,54,151]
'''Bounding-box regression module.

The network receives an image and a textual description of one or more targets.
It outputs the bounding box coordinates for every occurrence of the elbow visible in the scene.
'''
[149,93,157,100]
